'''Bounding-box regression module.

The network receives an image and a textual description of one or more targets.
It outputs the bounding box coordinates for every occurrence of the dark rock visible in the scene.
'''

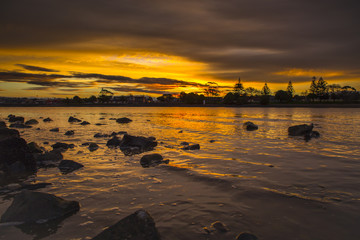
[68,116,81,123]
[81,121,90,125]
[99,117,105,120]
[10,123,31,129]
[43,117,53,122]
[243,121,258,131]
[94,133,110,138]
[0,128,20,140]
[21,182,52,191]
[140,154,165,168]
[58,160,84,173]
[36,149,63,166]
[209,140,215,143]
[8,114,15,118]
[64,130,74,136]
[0,190,80,223]
[118,131,127,135]
[92,210,160,240]
[50,128,59,132]
[36,128,40,130]
[180,142,189,146]
[82,142,90,146]
[68,144,75,148]
[111,132,118,136]
[235,232,258,240]
[9,116,24,123]
[109,118,117,120]
[288,124,313,136]
[43,141,49,145]
[0,121,7,128]
[182,144,200,150]
[106,136,121,147]
[27,142,43,153]
[95,123,105,126]
[89,143,99,152]
[0,136,36,174]
[178,130,183,133]
[310,130,320,138]
[116,117,132,123]
[25,119,39,125]
[52,142,71,150]
[119,134,157,156]
[210,221,229,232]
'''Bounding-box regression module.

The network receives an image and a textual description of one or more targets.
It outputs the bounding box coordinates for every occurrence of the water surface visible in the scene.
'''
[0,107,359,240]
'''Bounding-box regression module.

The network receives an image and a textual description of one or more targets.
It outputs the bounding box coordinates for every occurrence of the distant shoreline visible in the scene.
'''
[0,103,359,108]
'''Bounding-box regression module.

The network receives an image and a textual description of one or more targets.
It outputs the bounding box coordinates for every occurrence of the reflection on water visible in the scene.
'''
[0,107,360,240]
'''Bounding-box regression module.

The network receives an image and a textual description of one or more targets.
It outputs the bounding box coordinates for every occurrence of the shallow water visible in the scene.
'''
[0,107,360,240]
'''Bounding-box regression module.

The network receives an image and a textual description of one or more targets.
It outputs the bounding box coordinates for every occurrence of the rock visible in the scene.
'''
[94,133,111,138]
[50,128,59,132]
[210,221,229,232]
[111,132,118,136]
[0,128,20,140]
[52,142,71,150]
[43,117,53,122]
[209,140,215,143]
[58,160,84,173]
[243,121,258,131]
[8,116,24,123]
[235,232,258,240]
[0,136,36,174]
[182,144,200,150]
[0,121,7,128]
[82,142,90,146]
[180,142,189,146]
[43,141,49,145]
[288,124,313,136]
[118,131,127,135]
[92,210,160,240]
[119,134,157,156]
[36,128,40,130]
[36,149,63,167]
[106,136,121,147]
[311,130,320,138]
[95,123,106,126]
[25,119,39,125]
[99,117,105,120]
[140,154,165,168]
[178,130,183,133]
[88,143,99,152]
[27,142,43,153]
[0,190,80,223]
[64,130,75,136]
[81,121,90,125]
[68,116,81,123]
[9,123,32,129]
[116,117,132,123]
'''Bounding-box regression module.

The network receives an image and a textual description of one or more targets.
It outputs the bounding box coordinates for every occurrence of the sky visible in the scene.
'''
[1,0,359,98]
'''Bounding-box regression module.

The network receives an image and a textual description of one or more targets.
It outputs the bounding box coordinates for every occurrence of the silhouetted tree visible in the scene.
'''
[223,92,235,104]
[234,78,245,95]
[286,81,295,99]
[261,83,271,95]
[157,94,174,102]
[73,95,82,103]
[275,90,291,103]
[309,76,317,95]
[179,92,204,104]
[245,87,261,96]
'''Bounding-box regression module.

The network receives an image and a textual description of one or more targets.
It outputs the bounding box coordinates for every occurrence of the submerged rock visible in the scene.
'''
[10,123,31,129]
[50,127,59,132]
[0,135,36,174]
[25,119,39,125]
[92,209,160,240]
[210,221,229,232]
[58,160,84,173]
[243,121,258,131]
[81,121,90,125]
[119,134,157,156]
[64,130,75,136]
[88,143,99,152]
[235,232,258,240]
[68,116,81,123]
[0,190,80,223]
[140,154,168,168]
[288,124,313,136]
[182,144,200,150]
[116,117,132,123]
[8,116,24,123]
[52,142,72,150]
[43,117,53,122]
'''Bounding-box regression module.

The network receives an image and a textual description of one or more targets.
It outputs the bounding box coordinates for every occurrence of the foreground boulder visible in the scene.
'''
[119,135,157,156]
[92,210,160,240]
[88,143,99,152]
[140,154,168,168]
[116,117,132,123]
[236,232,258,240]
[0,190,80,223]
[243,121,258,131]
[25,119,39,125]
[27,142,43,153]
[68,116,81,123]
[0,121,7,128]
[288,124,313,136]
[58,160,84,173]
[0,128,20,140]
[0,135,36,174]
[106,136,121,147]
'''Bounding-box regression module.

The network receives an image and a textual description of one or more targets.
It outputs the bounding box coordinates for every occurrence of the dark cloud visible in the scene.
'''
[0,70,208,94]
[16,64,59,72]
[0,0,359,86]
